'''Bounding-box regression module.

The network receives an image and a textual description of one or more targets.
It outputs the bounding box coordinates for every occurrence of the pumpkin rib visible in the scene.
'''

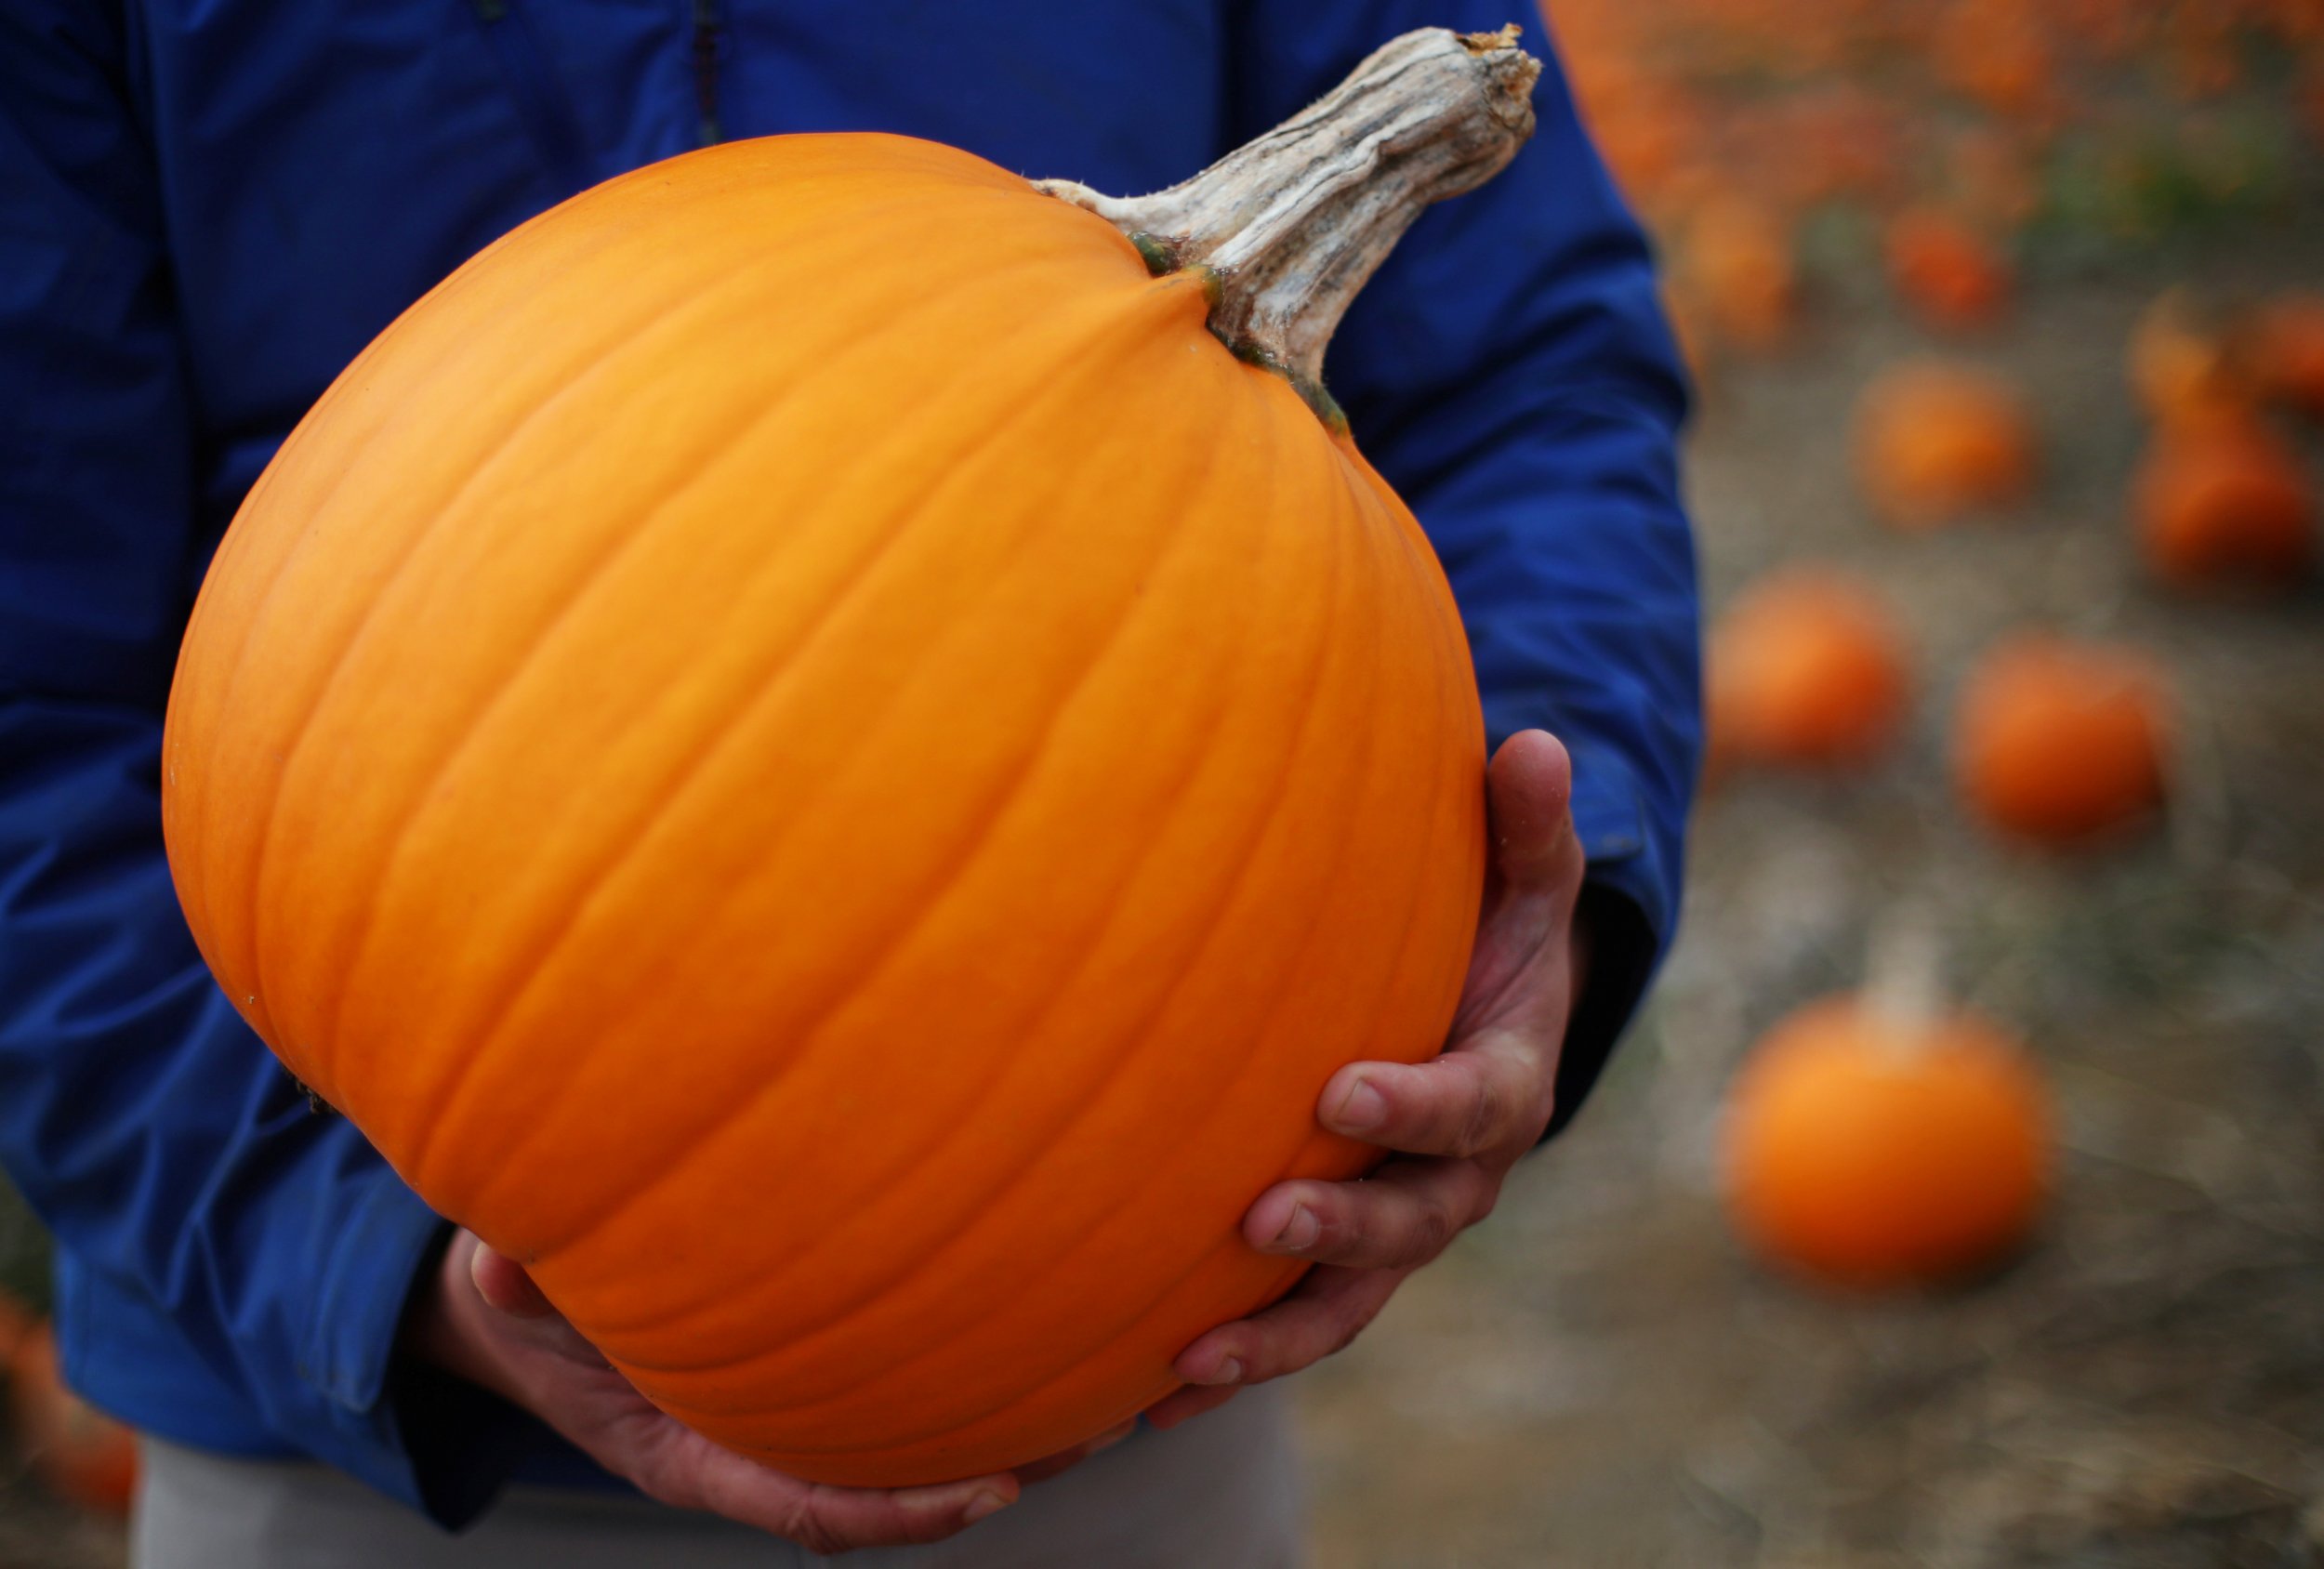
[759,494,1407,1425]
[732,1233,1257,1458]
[615,388,1358,1397]
[395,345,1206,1240]
[1351,514,1476,1052]
[207,254,732,974]
[541,350,1320,1311]
[173,309,524,1045]
[168,169,672,802]
[655,411,1393,1423]
[307,244,1103,1120]
[408,274,1221,1213]
[228,217,967,1067]
[529,334,1260,1280]
[570,365,1268,1351]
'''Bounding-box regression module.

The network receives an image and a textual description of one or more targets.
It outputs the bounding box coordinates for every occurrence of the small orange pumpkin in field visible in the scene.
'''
[156,32,1518,1485]
[1707,568,1910,772]
[8,1321,139,1516]
[2244,289,2324,421]
[1952,635,2172,845]
[1937,0,2056,120]
[1684,196,1797,354]
[1855,360,2039,527]
[2132,419,2316,590]
[2128,288,2253,433]
[0,1289,30,1365]
[1723,993,2050,1289]
[1884,206,2011,331]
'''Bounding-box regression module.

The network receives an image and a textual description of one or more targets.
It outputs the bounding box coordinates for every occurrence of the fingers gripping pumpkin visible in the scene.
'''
[161,32,1532,1485]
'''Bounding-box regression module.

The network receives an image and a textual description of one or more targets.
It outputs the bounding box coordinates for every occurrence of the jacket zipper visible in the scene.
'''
[470,0,593,193]
[693,0,723,145]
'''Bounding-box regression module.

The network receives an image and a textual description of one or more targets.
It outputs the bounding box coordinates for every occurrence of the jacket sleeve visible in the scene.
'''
[0,5,527,1526]
[1228,3,1702,1136]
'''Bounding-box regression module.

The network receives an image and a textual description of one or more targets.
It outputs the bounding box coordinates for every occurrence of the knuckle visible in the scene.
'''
[1403,1203,1453,1264]
[785,1507,853,1557]
[1455,1075,1503,1157]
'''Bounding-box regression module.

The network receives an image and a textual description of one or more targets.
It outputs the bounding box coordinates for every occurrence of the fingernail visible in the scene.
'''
[1333,1077,1387,1132]
[1088,1417,1138,1455]
[1270,1204,1319,1253]
[1192,1356,1243,1387]
[961,1489,1012,1524]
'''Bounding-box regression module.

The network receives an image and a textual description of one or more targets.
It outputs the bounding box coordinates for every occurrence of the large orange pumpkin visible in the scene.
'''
[160,33,1520,1486]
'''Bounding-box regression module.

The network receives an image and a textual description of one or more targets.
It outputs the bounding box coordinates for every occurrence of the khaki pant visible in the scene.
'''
[131,1386,1304,1568]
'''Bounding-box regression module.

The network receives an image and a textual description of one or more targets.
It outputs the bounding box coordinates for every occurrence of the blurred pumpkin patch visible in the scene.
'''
[7,1323,136,1518]
[1853,360,2040,527]
[1549,0,2320,379]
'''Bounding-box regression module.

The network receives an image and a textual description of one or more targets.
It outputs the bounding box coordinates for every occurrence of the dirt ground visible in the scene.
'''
[4,235,2320,1569]
[1295,225,2324,1568]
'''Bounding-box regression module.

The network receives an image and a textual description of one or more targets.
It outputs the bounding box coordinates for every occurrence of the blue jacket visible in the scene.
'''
[0,0,1697,1531]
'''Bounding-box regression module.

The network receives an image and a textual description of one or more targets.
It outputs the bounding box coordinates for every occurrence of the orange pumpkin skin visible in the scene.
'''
[2128,289,2253,434]
[159,135,1486,1485]
[1707,569,1909,771]
[1883,207,2010,332]
[2246,290,2324,422]
[2133,421,2316,590]
[1684,197,1796,354]
[1722,996,2050,1289]
[1952,636,2171,845]
[1854,361,2038,528]
[9,1323,139,1515]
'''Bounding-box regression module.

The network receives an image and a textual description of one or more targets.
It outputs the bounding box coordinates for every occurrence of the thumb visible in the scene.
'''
[458,1234,611,1369]
[1486,730,1582,896]
[469,1240,557,1319]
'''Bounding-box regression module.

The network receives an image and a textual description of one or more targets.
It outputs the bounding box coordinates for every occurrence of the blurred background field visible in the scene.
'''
[1299,0,2324,1563]
[3,1,2321,1564]
[1299,244,2324,1565]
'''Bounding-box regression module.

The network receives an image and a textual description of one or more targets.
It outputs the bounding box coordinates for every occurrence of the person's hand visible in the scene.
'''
[405,1230,1129,1552]
[1146,729,1589,1430]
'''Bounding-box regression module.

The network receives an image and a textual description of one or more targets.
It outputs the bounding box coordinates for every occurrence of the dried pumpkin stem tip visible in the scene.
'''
[1036,25,1540,406]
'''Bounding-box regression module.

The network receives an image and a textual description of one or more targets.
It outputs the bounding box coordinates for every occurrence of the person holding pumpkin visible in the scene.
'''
[0,3,1697,1563]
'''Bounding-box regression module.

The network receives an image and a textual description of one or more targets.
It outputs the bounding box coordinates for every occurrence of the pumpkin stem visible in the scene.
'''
[1035,26,1539,424]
